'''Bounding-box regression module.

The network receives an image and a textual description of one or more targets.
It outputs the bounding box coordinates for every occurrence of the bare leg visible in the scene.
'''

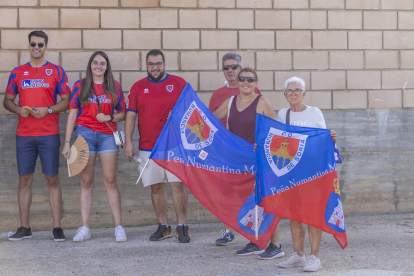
[18,174,34,228]
[290,220,306,256]
[99,152,122,226]
[270,224,281,247]
[308,225,322,257]
[151,182,168,224]
[79,154,96,228]
[170,182,188,224]
[44,174,62,228]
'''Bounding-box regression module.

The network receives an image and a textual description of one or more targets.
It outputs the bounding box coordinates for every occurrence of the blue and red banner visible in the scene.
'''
[150,84,279,248]
[255,114,347,249]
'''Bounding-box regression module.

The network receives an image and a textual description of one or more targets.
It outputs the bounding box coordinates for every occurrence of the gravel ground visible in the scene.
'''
[0,213,413,276]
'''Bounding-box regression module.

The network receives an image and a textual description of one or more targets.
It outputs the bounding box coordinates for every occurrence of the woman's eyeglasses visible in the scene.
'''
[223,65,240,71]
[29,42,45,48]
[238,76,256,83]
[285,89,303,95]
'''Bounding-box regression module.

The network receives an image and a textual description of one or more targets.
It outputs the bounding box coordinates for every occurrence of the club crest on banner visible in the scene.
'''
[324,179,345,233]
[180,101,218,150]
[166,85,173,92]
[264,127,308,177]
[45,69,53,76]
[237,194,274,235]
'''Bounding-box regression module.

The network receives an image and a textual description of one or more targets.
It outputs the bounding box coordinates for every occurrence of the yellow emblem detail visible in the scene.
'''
[186,119,207,144]
[333,179,340,195]
[271,139,294,168]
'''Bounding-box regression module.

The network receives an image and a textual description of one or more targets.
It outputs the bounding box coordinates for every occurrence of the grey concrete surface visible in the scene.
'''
[1,213,413,276]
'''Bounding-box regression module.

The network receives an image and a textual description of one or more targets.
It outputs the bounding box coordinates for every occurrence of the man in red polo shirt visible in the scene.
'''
[125,49,190,243]
[209,53,262,247]
[3,30,71,242]
[209,53,284,260]
[209,53,261,128]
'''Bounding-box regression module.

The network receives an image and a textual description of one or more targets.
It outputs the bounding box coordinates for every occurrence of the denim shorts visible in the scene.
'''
[16,134,61,176]
[76,125,119,155]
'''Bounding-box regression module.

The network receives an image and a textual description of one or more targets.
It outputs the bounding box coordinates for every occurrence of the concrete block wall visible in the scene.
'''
[1,0,414,230]
[1,0,414,109]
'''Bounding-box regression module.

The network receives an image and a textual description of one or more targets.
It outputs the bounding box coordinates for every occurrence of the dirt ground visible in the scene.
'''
[0,212,413,276]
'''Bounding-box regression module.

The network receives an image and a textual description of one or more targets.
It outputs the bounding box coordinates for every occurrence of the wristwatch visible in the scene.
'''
[47,106,53,114]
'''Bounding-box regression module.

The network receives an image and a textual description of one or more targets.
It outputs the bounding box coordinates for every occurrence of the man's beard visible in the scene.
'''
[147,69,165,82]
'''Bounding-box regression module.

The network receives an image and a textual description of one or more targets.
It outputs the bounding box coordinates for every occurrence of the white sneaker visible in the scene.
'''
[303,255,322,272]
[115,225,127,242]
[278,252,307,268]
[73,226,91,242]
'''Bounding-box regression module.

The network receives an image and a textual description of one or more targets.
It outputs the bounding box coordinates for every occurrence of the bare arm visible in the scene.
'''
[330,130,337,141]
[3,93,29,117]
[61,108,79,159]
[96,111,126,123]
[257,96,277,121]
[124,111,137,158]
[212,98,230,121]
[53,93,70,113]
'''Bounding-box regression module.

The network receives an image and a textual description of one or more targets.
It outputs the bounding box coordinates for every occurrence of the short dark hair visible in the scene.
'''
[146,49,165,62]
[28,30,48,44]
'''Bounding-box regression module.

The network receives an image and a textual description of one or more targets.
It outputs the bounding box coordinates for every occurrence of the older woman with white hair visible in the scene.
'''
[277,76,337,272]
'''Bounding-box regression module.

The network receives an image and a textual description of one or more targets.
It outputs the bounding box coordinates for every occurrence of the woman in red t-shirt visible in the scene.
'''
[62,51,126,243]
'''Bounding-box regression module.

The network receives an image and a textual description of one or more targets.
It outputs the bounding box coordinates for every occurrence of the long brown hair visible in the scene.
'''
[79,51,118,107]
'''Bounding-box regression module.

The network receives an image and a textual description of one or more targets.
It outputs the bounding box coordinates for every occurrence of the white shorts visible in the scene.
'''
[138,150,181,187]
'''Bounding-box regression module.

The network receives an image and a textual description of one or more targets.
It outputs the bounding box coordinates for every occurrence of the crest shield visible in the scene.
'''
[180,101,218,150]
[264,127,308,177]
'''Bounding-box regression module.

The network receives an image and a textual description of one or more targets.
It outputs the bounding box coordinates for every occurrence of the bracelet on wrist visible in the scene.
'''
[65,141,70,144]
[109,114,114,121]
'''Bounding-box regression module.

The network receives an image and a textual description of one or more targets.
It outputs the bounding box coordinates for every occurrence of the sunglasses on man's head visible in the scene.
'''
[29,42,45,48]
[223,65,240,71]
[238,76,256,83]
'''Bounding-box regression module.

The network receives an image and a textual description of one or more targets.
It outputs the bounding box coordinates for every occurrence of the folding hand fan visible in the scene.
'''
[67,135,89,177]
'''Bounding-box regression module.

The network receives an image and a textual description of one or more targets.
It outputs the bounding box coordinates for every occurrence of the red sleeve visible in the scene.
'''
[115,81,126,113]
[5,68,18,96]
[69,80,82,109]
[180,78,187,92]
[127,82,138,113]
[208,90,219,111]
[56,66,71,95]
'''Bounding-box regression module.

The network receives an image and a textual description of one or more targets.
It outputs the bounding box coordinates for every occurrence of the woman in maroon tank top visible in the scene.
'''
[213,68,277,144]
[213,68,283,258]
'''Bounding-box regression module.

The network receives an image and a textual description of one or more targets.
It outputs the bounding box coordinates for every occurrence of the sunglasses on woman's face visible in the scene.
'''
[238,76,256,83]
[29,42,45,48]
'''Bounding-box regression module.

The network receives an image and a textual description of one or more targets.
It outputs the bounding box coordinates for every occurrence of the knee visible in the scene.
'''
[45,175,59,189]
[151,183,165,195]
[104,178,118,190]
[291,220,304,230]
[170,182,186,193]
[80,177,94,189]
[18,175,33,190]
